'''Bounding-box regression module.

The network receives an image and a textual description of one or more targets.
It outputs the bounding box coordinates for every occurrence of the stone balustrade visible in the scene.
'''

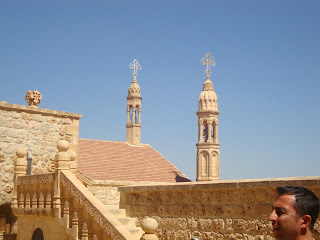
[119,178,320,240]
[13,173,55,217]
[12,140,141,240]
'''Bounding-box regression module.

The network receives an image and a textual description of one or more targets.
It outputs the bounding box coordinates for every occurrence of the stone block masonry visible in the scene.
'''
[0,101,81,205]
[119,177,320,240]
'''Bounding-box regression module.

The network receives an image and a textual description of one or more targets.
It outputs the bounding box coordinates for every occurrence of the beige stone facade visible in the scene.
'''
[0,102,81,205]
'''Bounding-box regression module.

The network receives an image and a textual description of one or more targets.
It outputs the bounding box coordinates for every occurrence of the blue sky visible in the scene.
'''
[1,1,319,181]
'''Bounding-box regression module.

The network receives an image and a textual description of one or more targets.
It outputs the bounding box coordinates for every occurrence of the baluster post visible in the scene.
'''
[81,222,88,240]
[32,193,37,209]
[18,193,25,208]
[54,140,71,217]
[45,194,52,210]
[25,193,31,209]
[39,192,45,209]
[63,200,70,227]
[71,210,79,238]
[13,147,28,207]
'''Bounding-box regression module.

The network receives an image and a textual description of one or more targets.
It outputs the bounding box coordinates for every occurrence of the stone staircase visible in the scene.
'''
[105,205,143,239]
[56,196,143,240]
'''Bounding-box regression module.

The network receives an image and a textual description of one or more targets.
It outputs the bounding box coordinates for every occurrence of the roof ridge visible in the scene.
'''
[146,144,190,180]
[79,138,148,147]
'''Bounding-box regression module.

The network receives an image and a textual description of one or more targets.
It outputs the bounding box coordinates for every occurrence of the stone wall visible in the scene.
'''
[0,102,81,205]
[77,171,174,207]
[16,216,71,240]
[119,177,320,240]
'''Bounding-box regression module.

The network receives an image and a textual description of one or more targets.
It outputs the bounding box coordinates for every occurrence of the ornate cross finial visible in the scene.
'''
[129,59,142,79]
[201,52,216,76]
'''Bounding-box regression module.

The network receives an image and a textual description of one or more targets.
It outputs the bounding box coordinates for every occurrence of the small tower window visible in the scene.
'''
[135,107,139,124]
[203,122,208,142]
[129,107,133,123]
[211,124,214,141]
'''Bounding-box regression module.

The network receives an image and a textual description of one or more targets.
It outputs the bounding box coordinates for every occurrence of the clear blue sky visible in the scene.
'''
[1,1,319,181]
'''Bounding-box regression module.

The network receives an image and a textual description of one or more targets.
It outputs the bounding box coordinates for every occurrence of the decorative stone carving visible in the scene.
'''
[25,90,42,107]
[17,173,55,185]
[198,219,212,231]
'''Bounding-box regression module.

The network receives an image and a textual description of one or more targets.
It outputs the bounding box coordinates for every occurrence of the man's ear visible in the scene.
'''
[301,215,312,230]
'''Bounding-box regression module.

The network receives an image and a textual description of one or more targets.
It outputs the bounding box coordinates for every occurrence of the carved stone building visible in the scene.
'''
[0,56,319,240]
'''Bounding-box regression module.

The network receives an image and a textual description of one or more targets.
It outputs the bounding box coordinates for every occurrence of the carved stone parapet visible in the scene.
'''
[25,90,42,107]
[17,173,55,185]
[12,207,54,217]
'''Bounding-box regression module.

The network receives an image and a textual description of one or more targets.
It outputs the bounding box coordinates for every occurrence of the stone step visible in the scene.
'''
[127,227,144,239]
[117,217,136,228]
[104,205,120,209]
[104,205,143,239]
[107,208,126,218]
[105,205,127,217]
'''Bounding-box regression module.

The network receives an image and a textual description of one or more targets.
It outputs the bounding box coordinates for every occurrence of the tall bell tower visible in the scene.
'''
[126,59,142,145]
[196,52,220,181]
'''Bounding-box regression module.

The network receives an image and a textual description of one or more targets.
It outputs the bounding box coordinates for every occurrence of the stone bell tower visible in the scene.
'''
[126,59,142,145]
[196,52,220,181]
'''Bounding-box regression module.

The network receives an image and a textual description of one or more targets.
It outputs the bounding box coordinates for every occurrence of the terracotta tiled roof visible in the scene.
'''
[77,139,191,183]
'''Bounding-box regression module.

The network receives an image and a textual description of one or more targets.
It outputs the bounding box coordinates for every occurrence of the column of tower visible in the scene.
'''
[126,59,142,145]
[196,53,220,181]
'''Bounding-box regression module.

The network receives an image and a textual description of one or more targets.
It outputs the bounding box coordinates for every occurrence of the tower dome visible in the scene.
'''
[128,79,141,97]
[198,76,218,111]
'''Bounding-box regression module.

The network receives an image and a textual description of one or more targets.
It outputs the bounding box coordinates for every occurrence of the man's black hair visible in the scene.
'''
[276,186,319,231]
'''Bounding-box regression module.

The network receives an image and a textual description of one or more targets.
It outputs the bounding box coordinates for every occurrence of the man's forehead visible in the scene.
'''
[274,194,296,208]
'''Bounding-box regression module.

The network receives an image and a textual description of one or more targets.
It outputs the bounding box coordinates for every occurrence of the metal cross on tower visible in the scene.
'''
[129,59,142,79]
[201,52,216,76]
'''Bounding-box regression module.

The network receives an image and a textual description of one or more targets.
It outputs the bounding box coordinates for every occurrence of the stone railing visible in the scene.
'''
[12,173,55,216]
[76,170,93,187]
[119,178,320,239]
[59,170,136,240]
[12,141,140,240]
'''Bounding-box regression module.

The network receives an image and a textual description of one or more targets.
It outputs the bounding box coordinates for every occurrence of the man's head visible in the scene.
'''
[269,186,319,239]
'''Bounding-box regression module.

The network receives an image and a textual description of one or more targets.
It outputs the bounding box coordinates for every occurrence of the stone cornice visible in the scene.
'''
[0,102,82,119]
[118,176,320,192]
